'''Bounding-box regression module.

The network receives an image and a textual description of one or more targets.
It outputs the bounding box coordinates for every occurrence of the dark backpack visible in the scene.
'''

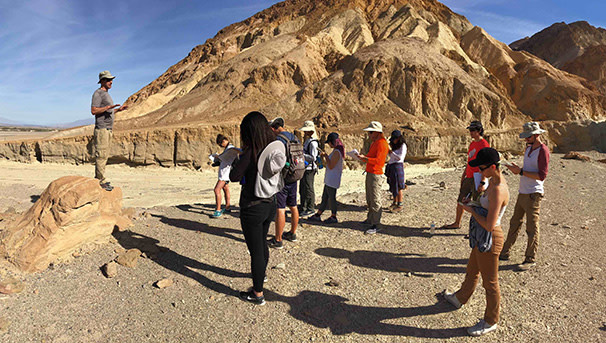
[278,133,306,183]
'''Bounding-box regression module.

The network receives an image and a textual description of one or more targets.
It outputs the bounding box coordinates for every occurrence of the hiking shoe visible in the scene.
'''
[264,275,268,282]
[307,214,322,222]
[365,225,379,235]
[211,210,223,218]
[267,237,283,249]
[283,231,297,242]
[498,254,510,261]
[99,182,114,191]
[467,319,497,336]
[223,207,232,214]
[239,290,265,306]
[323,216,338,224]
[444,291,462,309]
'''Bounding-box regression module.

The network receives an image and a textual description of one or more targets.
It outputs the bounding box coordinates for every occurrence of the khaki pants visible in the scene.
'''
[94,128,113,183]
[456,227,504,325]
[365,173,384,226]
[501,193,543,262]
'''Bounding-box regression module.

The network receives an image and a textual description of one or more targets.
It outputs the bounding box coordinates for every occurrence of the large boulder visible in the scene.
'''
[0,176,130,272]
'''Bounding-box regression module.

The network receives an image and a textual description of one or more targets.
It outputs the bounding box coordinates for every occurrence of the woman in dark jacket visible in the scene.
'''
[229,111,277,305]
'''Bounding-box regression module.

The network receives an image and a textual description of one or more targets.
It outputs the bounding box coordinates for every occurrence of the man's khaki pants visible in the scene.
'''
[94,128,112,183]
[501,193,544,262]
[365,173,384,226]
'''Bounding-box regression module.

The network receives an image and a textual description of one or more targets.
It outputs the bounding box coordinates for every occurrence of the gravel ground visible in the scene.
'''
[0,153,605,342]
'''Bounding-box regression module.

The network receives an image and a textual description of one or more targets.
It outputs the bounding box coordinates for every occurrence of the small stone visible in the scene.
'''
[589,276,595,281]
[0,278,25,295]
[562,225,571,229]
[550,223,558,226]
[114,247,126,254]
[273,263,286,270]
[72,251,82,258]
[0,316,9,332]
[155,278,174,289]
[581,226,589,230]
[101,261,118,278]
[439,181,446,188]
[115,249,142,268]
[325,278,340,287]
[33,289,39,295]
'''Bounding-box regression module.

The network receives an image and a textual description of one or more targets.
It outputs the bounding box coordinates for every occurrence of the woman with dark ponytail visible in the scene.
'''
[230,111,285,305]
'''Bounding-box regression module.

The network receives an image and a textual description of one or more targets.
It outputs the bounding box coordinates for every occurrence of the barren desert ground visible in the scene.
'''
[0,153,605,342]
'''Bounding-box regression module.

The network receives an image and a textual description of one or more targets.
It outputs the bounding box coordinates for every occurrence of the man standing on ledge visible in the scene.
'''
[500,122,550,270]
[358,121,389,235]
[91,70,128,191]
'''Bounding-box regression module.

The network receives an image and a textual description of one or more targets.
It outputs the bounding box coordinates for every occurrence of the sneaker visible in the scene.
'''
[267,237,283,249]
[307,214,322,222]
[264,275,268,283]
[211,210,223,218]
[239,290,265,305]
[99,182,114,191]
[323,216,338,224]
[364,225,379,235]
[390,205,403,213]
[444,292,462,309]
[223,207,232,214]
[300,210,315,218]
[283,231,297,242]
[467,319,497,336]
[518,260,536,271]
[498,254,510,261]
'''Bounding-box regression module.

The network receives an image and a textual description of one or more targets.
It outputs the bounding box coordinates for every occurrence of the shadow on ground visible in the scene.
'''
[266,290,468,338]
[113,230,243,296]
[314,248,467,276]
[152,214,245,243]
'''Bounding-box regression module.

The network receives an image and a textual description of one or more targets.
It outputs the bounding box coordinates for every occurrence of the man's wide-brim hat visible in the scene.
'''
[98,70,116,83]
[519,121,546,138]
[363,121,383,132]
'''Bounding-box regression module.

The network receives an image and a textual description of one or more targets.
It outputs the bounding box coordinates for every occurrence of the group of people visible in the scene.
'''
[91,71,550,337]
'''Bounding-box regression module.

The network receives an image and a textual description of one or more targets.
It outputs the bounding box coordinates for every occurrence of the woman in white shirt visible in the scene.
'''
[308,132,344,224]
[385,130,407,212]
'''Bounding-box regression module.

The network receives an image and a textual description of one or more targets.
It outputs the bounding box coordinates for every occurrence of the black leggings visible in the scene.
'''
[240,200,276,293]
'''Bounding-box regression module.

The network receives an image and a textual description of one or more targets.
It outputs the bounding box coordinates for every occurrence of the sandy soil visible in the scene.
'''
[0,153,605,342]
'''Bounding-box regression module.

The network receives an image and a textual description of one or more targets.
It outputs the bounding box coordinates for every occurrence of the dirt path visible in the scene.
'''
[0,154,605,342]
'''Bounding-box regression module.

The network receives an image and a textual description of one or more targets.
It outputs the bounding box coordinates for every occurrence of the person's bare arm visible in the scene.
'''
[91,104,119,115]
[461,186,504,232]
[325,151,341,170]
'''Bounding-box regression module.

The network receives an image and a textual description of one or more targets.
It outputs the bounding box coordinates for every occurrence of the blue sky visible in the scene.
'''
[0,0,604,126]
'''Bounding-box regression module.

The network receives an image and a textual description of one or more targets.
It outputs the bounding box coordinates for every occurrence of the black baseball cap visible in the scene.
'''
[467,120,483,131]
[469,147,500,167]
[390,130,402,141]
[325,132,339,144]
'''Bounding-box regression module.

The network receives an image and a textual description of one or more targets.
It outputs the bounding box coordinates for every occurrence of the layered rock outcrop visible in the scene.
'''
[2,0,606,166]
[0,176,132,272]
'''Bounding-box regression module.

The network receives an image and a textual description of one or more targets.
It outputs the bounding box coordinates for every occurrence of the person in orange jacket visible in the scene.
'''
[357,121,389,235]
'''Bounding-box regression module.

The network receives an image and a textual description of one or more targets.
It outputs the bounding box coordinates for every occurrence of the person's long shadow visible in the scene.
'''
[113,230,244,296]
[314,248,467,276]
[327,220,464,238]
[265,290,467,338]
[176,203,240,218]
[152,214,245,243]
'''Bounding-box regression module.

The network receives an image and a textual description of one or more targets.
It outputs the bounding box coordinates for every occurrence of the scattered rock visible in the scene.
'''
[273,263,286,270]
[72,251,82,258]
[325,278,340,287]
[581,226,589,230]
[562,152,591,161]
[598,159,606,164]
[114,247,126,255]
[114,216,133,232]
[155,278,174,289]
[0,278,25,294]
[101,261,118,278]
[3,207,16,214]
[562,225,571,229]
[439,181,446,188]
[115,248,142,268]
[0,316,9,332]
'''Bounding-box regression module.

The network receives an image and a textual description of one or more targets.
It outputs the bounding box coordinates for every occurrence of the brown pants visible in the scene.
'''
[94,128,113,183]
[501,193,543,262]
[456,227,504,325]
[365,173,384,226]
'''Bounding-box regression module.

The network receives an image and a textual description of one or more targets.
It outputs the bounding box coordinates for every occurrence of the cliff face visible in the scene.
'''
[2,1,606,167]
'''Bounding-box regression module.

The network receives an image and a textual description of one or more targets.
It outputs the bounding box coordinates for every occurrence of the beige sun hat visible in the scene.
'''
[299,120,318,139]
[98,70,116,83]
[362,121,383,132]
[519,121,546,138]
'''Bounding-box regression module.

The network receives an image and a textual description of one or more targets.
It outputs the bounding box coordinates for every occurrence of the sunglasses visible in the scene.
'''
[478,164,493,171]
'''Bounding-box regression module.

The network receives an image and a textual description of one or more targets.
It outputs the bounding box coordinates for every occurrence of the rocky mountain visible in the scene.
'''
[511,21,606,93]
[2,0,606,167]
